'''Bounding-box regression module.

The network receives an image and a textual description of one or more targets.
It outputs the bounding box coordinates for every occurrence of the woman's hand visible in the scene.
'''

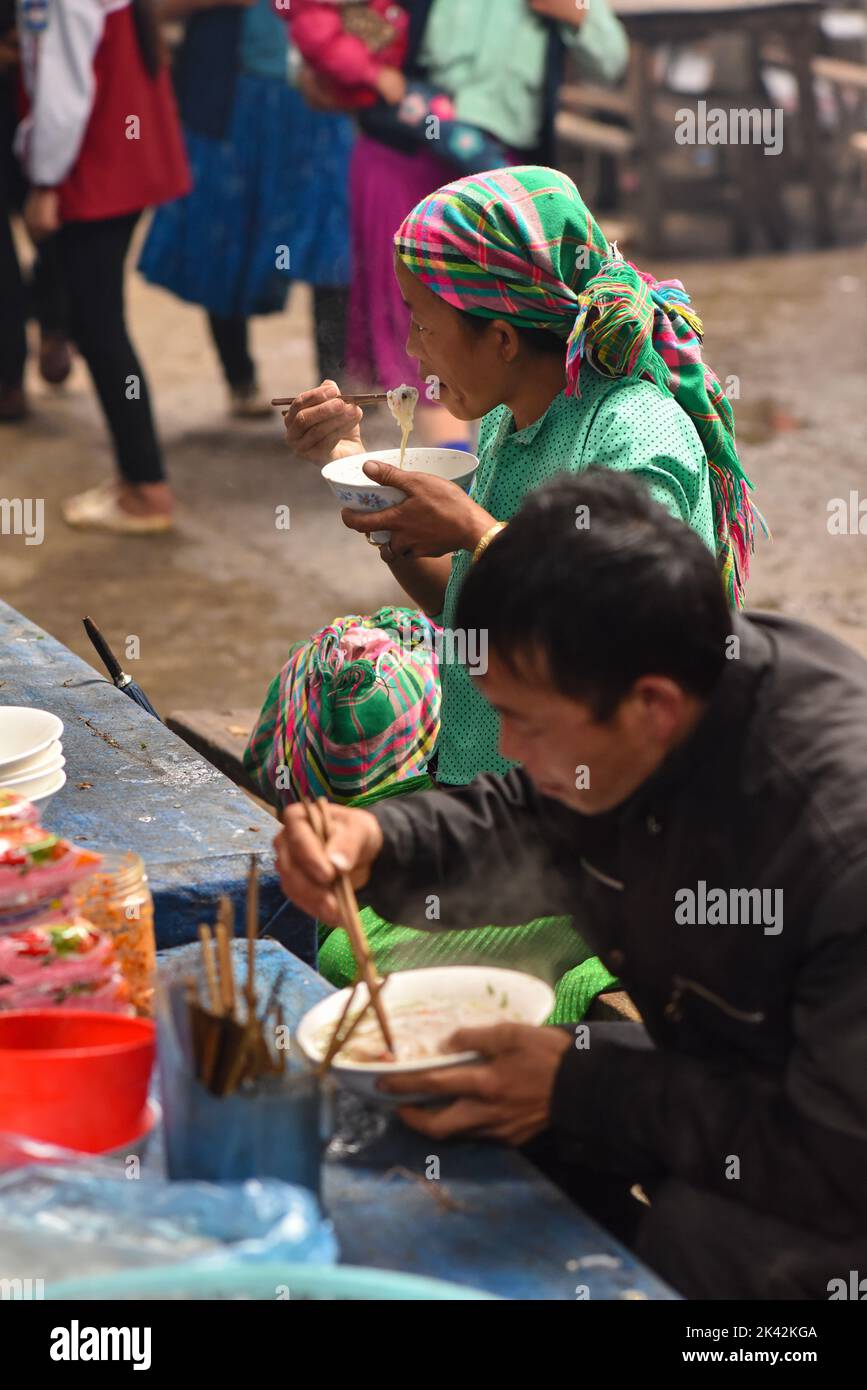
[375,66,407,106]
[341,460,494,558]
[23,189,60,241]
[283,380,364,465]
[274,803,384,924]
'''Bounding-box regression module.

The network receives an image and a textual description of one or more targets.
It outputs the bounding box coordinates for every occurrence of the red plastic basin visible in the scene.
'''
[0,1010,155,1152]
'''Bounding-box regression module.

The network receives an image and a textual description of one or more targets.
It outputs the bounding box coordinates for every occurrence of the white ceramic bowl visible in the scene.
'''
[322,447,479,545]
[4,738,64,780]
[1,748,65,788]
[0,708,64,778]
[21,768,67,807]
[296,965,555,1105]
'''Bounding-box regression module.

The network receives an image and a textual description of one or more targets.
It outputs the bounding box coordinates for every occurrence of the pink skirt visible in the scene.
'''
[347,134,454,394]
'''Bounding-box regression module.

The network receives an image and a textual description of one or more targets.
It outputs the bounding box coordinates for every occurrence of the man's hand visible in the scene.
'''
[341,460,493,558]
[274,802,384,923]
[24,189,60,241]
[283,380,364,465]
[379,1022,572,1145]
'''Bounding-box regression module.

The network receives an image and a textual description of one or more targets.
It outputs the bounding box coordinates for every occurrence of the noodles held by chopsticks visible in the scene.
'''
[387,385,419,469]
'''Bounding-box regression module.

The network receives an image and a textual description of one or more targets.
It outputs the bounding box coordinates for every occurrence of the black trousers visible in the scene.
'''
[0,209,26,389]
[58,213,164,484]
[1,71,70,389]
[0,72,27,389]
[30,238,69,337]
[207,285,349,392]
[208,312,255,391]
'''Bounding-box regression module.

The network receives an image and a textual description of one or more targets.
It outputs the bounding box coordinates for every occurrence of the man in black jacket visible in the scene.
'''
[276,470,867,1299]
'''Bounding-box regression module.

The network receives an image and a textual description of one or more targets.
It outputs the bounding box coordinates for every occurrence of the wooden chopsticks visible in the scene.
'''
[271,392,388,408]
[300,795,395,1066]
[186,858,285,1095]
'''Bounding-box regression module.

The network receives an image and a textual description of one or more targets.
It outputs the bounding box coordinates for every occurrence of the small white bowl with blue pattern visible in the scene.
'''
[321,447,478,545]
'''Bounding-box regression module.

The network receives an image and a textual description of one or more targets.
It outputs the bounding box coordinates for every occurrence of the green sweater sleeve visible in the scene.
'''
[559,0,629,85]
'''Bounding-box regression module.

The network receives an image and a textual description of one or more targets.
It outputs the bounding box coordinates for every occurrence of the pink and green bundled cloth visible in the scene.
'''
[395,164,764,607]
[243,607,441,806]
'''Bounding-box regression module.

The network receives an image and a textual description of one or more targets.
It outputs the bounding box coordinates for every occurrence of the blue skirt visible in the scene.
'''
[139,73,353,317]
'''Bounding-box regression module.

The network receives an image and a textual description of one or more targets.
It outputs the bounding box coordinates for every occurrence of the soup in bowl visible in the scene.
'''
[295,965,555,1105]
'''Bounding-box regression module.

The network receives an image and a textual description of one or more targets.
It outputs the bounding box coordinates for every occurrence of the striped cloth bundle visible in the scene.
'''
[243,607,441,807]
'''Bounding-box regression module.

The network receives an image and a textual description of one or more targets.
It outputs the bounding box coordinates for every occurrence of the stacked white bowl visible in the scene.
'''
[0,708,66,806]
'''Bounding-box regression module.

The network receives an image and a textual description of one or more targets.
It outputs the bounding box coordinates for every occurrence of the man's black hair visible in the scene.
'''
[455,468,733,719]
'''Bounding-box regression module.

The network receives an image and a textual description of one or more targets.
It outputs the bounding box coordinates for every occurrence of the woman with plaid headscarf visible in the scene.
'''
[279,164,763,1016]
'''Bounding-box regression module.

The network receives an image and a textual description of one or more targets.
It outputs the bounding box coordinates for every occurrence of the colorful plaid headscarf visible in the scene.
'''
[395,165,763,607]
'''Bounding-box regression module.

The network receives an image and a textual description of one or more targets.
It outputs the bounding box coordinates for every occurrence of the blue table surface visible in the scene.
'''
[159,940,678,1302]
[0,602,314,961]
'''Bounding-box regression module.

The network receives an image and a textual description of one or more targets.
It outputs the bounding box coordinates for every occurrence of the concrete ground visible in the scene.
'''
[1,238,865,721]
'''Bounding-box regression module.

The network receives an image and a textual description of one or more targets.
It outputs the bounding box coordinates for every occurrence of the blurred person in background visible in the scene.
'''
[0,6,27,420]
[0,4,72,421]
[139,0,353,418]
[294,0,628,451]
[15,0,190,531]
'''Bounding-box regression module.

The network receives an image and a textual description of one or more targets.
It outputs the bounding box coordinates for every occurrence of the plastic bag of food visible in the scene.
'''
[0,916,129,1012]
[0,790,101,913]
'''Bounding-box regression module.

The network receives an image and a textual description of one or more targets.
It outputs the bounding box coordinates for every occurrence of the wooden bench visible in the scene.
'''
[555,108,635,158]
[812,55,867,90]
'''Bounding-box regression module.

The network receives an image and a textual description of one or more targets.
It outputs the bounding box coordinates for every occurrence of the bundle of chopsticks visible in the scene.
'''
[186,856,286,1096]
[300,796,395,1074]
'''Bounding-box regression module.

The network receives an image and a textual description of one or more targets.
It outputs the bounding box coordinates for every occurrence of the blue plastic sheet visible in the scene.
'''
[0,1164,337,1287]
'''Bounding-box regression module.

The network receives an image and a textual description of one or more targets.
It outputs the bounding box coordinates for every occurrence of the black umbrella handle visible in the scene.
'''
[82,616,125,685]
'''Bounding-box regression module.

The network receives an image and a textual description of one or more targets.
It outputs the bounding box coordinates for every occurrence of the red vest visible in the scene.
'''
[59,5,190,223]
